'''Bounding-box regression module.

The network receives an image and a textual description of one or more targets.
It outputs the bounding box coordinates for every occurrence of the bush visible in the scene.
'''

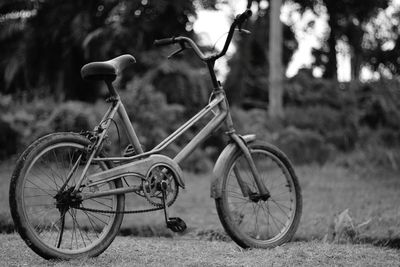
[357,80,400,130]
[285,72,354,109]
[273,127,334,165]
[0,119,19,160]
[0,94,45,154]
[231,107,274,141]
[46,102,98,131]
[179,147,214,174]
[335,145,400,171]
[122,82,185,151]
[284,105,358,151]
[0,95,100,154]
[231,107,336,165]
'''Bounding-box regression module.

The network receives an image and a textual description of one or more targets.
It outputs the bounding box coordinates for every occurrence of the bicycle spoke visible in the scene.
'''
[264,202,286,229]
[56,211,67,248]
[81,210,101,237]
[25,179,57,196]
[79,208,109,225]
[53,150,66,184]
[260,203,271,238]
[88,198,113,209]
[252,203,260,238]
[69,209,89,246]
[39,157,65,185]
[30,168,60,191]
[270,198,292,212]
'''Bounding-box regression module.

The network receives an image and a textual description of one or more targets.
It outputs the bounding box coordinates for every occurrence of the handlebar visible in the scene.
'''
[154,36,208,60]
[154,38,176,47]
[153,9,252,62]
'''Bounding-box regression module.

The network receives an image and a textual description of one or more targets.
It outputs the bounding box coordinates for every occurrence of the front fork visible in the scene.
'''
[230,133,271,201]
[218,93,270,201]
[222,98,270,201]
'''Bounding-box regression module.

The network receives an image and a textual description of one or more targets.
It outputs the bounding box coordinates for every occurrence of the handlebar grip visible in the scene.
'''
[154,38,176,47]
[235,9,252,24]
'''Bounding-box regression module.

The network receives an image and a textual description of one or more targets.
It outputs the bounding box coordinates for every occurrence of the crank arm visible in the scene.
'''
[160,181,186,232]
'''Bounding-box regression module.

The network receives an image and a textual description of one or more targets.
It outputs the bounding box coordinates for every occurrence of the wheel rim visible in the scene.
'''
[223,148,297,245]
[20,142,118,254]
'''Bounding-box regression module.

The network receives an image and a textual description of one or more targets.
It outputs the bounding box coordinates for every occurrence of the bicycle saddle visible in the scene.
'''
[81,54,136,81]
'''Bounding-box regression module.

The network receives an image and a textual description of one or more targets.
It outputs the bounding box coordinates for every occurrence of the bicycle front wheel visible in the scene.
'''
[215,141,302,248]
[9,133,125,260]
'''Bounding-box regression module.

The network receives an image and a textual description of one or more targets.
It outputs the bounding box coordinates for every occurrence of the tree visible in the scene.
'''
[268,0,284,119]
[292,0,389,80]
[0,0,35,93]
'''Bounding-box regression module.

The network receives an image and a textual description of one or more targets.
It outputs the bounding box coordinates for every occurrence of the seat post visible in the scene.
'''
[105,80,119,97]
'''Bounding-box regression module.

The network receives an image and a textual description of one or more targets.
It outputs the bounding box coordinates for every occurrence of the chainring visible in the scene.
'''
[142,164,179,207]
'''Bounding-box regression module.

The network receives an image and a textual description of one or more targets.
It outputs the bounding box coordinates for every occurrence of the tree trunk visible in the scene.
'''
[324,3,338,80]
[268,0,284,119]
[349,27,364,81]
[350,48,362,80]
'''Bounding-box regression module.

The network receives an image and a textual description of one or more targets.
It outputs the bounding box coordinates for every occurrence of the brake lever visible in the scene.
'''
[238,21,251,35]
[239,29,251,35]
[168,42,186,59]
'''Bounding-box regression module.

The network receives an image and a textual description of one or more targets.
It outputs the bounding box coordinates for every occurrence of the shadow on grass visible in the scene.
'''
[293,235,400,250]
[356,237,400,249]
[0,213,14,234]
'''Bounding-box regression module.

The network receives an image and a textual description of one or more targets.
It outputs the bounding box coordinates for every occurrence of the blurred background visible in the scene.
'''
[1,0,400,246]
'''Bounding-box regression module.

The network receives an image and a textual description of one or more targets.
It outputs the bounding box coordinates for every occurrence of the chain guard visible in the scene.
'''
[75,165,180,214]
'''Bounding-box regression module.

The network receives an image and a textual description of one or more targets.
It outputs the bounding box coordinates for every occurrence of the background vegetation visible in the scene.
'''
[1,0,400,252]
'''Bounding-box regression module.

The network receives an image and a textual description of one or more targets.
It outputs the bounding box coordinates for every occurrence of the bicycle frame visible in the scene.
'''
[72,84,230,196]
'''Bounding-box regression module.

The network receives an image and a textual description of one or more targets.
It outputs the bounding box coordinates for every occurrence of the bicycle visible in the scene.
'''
[9,9,302,260]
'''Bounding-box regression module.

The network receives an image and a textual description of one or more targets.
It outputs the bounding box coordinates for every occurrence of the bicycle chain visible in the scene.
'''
[74,186,179,214]
[75,204,165,214]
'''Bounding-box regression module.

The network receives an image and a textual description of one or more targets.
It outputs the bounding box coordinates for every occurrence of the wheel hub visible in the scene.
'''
[54,188,82,211]
[249,192,270,202]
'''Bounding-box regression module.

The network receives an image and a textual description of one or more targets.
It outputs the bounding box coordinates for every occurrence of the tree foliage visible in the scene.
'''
[0,0,199,101]
[291,0,390,79]
[362,8,400,76]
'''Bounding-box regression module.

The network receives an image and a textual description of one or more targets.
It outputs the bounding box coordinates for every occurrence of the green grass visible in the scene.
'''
[1,156,400,246]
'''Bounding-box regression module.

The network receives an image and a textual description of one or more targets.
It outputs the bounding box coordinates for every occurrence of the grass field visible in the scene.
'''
[1,154,400,248]
[1,234,400,266]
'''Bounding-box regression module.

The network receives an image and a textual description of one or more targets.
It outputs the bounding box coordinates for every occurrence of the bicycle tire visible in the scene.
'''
[215,141,302,248]
[9,132,125,259]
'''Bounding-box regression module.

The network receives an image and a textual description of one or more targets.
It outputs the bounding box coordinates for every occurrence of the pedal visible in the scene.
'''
[166,217,187,233]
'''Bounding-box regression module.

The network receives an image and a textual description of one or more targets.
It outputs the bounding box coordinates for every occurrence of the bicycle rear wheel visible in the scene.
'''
[9,133,125,260]
[215,141,302,248]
